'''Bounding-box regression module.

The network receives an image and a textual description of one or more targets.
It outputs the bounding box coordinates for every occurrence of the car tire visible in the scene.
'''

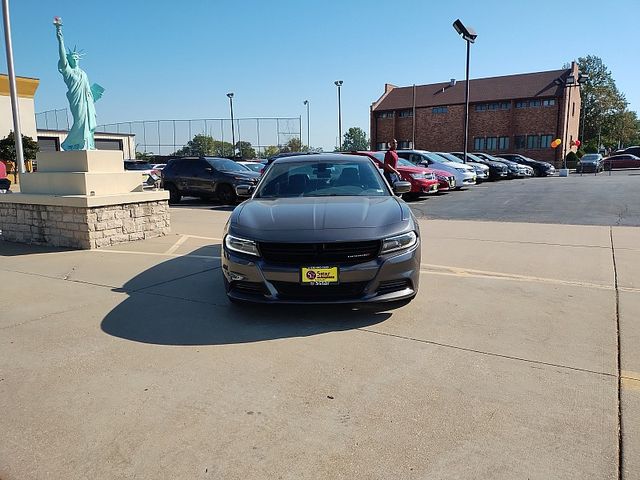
[217,184,237,205]
[166,184,181,204]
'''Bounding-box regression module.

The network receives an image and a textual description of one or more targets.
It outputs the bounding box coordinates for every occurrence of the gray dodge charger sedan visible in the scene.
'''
[222,153,421,305]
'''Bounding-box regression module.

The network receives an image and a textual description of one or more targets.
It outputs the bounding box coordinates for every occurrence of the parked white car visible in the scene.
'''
[435,152,490,182]
[395,149,476,188]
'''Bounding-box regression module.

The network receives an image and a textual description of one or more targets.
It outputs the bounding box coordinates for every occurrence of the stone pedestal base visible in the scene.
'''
[0,192,170,249]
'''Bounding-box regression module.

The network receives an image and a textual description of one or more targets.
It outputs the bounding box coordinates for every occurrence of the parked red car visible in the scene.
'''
[603,154,640,170]
[426,167,456,192]
[349,151,439,199]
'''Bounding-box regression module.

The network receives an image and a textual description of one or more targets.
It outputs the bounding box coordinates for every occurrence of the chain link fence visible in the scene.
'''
[35,108,70,131]
[95,117,302,157]
[36,109,302,157]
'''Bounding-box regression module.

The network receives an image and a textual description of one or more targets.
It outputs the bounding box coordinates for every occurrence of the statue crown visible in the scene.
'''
[67,45,85,58]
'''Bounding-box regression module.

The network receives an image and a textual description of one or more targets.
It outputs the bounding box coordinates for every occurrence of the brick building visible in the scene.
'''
[370,62,582,165]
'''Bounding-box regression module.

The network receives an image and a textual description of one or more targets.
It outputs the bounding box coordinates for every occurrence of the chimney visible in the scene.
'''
[384,83,397,94]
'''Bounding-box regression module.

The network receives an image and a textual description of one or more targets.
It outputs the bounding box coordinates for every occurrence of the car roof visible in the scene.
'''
[270,153,375,164]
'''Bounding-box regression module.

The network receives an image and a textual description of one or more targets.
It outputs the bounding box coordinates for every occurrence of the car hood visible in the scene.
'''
[223,170,261,180]
[231,196,413,242]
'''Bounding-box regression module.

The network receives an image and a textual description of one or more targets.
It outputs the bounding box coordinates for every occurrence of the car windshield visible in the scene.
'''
[255,159,388,198]
[436,153,463,163]
[125,162,152,170]
[240,163,264,172]
[397,158,415,168]
[581,154,600,162]
[206,158,248,172]
[420,151,451,163]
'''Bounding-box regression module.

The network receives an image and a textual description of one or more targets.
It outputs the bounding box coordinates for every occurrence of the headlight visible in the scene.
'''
[381,231,418,254]
[225,234,260,257]
[410,173,425,179]
[455,167,466,172]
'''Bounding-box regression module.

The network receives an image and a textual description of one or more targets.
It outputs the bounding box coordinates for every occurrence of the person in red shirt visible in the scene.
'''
[0,161,10,191]
[383,138,401,186]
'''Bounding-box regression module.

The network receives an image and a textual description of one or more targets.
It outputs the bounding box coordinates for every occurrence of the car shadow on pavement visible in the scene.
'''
[100,247,392,346]
[0,240,71,257]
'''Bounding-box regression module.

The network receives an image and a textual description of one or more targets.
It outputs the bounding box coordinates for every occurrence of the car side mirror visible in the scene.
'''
[393,181,412,195]
[236,184,255,197]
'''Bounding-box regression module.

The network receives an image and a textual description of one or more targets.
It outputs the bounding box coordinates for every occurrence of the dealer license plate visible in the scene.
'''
[301,266,339,285]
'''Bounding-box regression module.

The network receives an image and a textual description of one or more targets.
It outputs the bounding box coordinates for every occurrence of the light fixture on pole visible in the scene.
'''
[2,0,25,176]
[577,73,589,144]
[226,92,235,157]
[303,100,310,148]
[452,19,477,164]
[334,80,343,150]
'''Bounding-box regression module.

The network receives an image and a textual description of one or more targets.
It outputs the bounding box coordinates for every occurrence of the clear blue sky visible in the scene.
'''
[3,0,639,151]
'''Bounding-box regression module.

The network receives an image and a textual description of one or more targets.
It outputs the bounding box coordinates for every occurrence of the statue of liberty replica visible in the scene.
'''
[54,17,104,150]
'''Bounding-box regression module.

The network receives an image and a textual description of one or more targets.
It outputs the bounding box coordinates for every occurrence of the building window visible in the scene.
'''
[540,135,553,148]
[530,100,541,107]
[376,112,393,119]
[515,135,526,149]
[474,137,486,150]
[572,102,575,117]
[37,136,60,152]
[398,140,412,149]
[488,102,499,110]
[432,106,448,114]
[516,101,528,109]
[486,137,497,151]
[398,109,413,118]
[95,139,123,151]
[543,99,556,107]
[498,136,509,150]
[500,102,510,110]
[475,104,487,112]
[527,135,540,149]
[376,142,388,150]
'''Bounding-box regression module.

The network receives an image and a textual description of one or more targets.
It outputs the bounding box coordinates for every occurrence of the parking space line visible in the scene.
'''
[94,249,220,260]
[420,263,614,291]
[164,234,190,255]
[622,371,640,391]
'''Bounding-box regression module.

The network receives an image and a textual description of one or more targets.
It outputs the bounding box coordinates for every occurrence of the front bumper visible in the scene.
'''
[222,243,421,304]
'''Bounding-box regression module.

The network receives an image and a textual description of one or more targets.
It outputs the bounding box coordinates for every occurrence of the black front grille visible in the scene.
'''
[259,241,381,265]
[231,281,268,296]
[271,281,367,300]
[377,279,411,296]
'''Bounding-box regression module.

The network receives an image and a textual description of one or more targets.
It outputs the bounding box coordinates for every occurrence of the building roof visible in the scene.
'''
[37,129,136,138]
[0,74,39,98]
[373,68,571,111]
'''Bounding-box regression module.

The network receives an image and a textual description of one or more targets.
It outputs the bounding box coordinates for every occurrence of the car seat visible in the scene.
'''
[335,167,360,187]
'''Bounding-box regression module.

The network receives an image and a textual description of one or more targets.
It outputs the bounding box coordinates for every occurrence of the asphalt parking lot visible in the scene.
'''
[409,169,640,226]
[1,173,640,479]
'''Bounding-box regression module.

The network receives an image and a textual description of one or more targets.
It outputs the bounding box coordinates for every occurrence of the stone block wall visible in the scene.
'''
[0,200,170,249]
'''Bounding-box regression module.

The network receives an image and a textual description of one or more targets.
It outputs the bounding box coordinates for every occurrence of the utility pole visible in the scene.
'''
[2,0,26,177]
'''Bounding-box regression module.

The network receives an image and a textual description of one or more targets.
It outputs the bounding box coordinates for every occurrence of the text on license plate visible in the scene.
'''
[301,267,339,284]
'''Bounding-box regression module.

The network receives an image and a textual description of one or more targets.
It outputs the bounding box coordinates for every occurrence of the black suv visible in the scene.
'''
[161,156,260,204]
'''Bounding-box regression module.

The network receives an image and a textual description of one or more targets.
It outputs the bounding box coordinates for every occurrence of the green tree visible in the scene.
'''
[173,134,217,156]
[280,137,306,153]
[135,151,153,160]
[236,141,256,159]
[575,55,638,148]
[0,131,40,180]
[340,127,369,151]
[173,134,236,157]
[261,145,280,158]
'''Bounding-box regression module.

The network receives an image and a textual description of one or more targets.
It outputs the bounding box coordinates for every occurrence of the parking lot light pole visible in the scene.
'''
[2,0,25,175]
[335,80,343,150]
[303,100,310,148]
[226,92,235,156]
[453,19,477,165]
